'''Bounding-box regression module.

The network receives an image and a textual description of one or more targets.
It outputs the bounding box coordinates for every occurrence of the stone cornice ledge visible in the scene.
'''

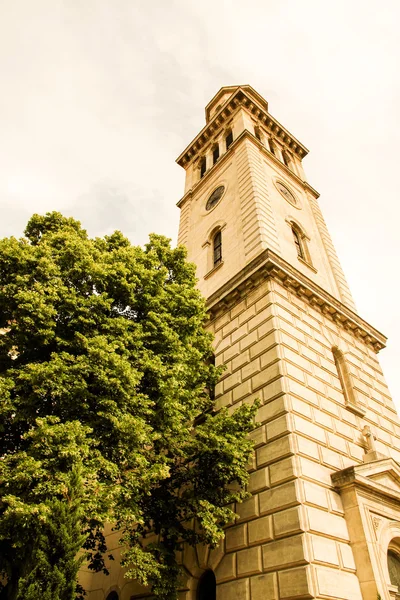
[176,130,320,209]
[176,87,309,167]
[206,248,386,353]
[331,458,400,503]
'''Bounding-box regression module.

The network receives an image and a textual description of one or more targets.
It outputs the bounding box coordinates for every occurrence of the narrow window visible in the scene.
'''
[269,138,275,155]
[212,144,219,165]
[333,346,360,405]
[282,151,291,168]
[334,349,347,400]
[333,347,352,404]
[332,347,365,415]
[254,126,262,141]
[213,230,222,267]
[292,226,305,260]
[200,157,207,179]
[225,130,233,150]
[197,570,216,600]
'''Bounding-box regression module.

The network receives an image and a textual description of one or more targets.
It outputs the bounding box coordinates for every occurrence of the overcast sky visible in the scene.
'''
[1,0,399,406]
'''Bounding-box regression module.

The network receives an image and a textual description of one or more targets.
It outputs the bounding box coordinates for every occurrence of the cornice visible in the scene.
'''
[205,248,386,353]
[176,87,309,168]
[332,459,400,504]
[250,133,320,199]
[176,130,319,209]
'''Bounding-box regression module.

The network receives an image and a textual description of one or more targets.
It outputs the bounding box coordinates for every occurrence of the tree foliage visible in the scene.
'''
[0,212,257,599]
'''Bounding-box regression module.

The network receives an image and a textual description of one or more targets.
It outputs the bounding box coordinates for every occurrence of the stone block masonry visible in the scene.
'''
[83,84,400,600]
[174,276,399,600]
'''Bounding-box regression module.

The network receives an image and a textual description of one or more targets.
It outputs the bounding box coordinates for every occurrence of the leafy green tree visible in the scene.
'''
[0,418,101,600]
[0,212,257,599]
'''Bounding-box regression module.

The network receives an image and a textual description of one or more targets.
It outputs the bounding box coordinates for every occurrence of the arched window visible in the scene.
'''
[388,550,400,588]
[203,222,226,278]
[213,230,222,267]
[106,592,119,600]
[292,226,305,260]
[288,221,313,267]
[212,144,219,165]
[200,157,207,179]
[197,570,216,600]
[225,129,233,150]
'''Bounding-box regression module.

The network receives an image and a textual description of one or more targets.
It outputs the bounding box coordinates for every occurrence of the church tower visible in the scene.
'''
[174,86,400,600]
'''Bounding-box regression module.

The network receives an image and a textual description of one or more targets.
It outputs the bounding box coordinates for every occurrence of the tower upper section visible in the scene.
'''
[176,85,357,314]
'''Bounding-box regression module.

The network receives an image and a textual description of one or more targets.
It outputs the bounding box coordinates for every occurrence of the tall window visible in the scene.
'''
[225,130,233,150]
[292,226,305,260]
[197,570,216,600]
[333,347,354,404]
[213,230,222,267]
[282,150,291,169]
[212,144,219,165]
[200,157,207,179]
[268,138,275,155]
[254,126,262,141]
[388,550,400,588]
[333,347,351,402]
[332,346,365,415]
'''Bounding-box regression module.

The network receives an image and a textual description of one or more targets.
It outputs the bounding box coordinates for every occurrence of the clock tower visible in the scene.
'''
[83,86,400,600]
[174,86,400,600]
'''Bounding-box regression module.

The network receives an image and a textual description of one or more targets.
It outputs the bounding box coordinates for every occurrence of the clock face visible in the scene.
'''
[206,185,225,211]
[276,181,297,206]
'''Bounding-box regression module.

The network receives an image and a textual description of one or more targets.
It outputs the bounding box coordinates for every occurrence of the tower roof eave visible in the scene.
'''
[176,86,309,168]
[206,248,387,354]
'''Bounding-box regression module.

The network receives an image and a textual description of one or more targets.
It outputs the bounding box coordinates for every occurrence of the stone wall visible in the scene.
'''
[82,254,398,600]
[176,276,398,600]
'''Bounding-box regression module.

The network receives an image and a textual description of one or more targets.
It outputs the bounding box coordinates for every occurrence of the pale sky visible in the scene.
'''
[1,1,399,405]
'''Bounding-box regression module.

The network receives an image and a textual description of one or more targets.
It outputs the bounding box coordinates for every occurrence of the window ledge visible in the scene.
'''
[346,402,366,417]
[298,256,317,273]
[204,261,224,280]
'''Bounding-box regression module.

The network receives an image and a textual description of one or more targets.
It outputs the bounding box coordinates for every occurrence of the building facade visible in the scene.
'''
[84,86,400,600]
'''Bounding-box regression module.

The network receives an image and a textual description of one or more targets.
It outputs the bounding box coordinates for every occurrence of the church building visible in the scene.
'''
[84,85,400,600]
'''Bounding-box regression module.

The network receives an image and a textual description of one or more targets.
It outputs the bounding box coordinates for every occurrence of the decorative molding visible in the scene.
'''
[204,261,224,280]
[176,87,308,168]
[205,248,386,353]
[297,255,318,274]
[346,401,366,417]
[203,221,227,244]
[372,516,382,533]
[176,131,319,210]
[276,179,301,209]
[332,458,400,504]
[362,425,386,460]
[285,216,310,240]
